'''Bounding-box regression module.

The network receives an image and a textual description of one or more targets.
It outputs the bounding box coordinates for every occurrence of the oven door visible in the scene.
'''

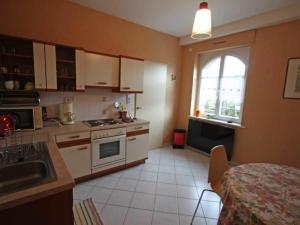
[92,135,126,167]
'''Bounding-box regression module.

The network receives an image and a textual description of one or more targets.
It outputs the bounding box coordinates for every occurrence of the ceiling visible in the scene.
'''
[70,0,300,37]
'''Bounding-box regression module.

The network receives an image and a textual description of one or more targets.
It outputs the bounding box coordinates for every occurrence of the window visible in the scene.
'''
[194,47,249,123]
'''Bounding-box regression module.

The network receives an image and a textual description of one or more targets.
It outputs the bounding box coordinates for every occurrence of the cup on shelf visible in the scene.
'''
[4,80,14,90]
[14,81,20,90]
[24,82,34,90]
[0,66,8,74]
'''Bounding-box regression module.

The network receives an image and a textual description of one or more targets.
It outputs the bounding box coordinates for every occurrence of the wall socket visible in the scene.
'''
[64,97,74,103]
[102,96,107,102]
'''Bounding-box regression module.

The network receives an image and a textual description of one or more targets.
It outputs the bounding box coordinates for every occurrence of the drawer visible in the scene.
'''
[127,124,149,133]
[56,131,90,143]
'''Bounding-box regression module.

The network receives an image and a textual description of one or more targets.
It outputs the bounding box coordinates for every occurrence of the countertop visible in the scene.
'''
[0,118,149,211]
[0,140,75,211]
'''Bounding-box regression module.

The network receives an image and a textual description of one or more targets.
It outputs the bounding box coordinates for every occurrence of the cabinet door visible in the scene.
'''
[126,133,149,164]
[45,44,57,90]
[75,49,85,91]
[33,42,46,90]
[60,144,91,179]
[120,57,144,92]
[85,52,119,87]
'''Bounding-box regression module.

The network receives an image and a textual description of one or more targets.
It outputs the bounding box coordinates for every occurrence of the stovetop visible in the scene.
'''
[84,117,137,128]
[84,118,123,127]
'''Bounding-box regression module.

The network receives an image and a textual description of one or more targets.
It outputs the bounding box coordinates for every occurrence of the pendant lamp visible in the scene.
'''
[191,2,212,39]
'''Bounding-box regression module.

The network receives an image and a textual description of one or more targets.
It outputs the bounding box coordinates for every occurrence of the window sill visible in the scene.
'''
[189,116,244,129]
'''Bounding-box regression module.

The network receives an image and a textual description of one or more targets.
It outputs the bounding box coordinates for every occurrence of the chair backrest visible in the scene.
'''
[208,145,229,186]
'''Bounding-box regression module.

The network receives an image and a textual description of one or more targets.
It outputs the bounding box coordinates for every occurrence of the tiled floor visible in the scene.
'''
[73,146,221,225]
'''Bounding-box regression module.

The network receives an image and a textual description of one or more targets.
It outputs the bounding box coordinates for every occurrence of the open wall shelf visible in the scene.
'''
[0,35,35,91]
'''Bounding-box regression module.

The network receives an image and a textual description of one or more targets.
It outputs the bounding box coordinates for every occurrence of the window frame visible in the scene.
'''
[195,47,249,124]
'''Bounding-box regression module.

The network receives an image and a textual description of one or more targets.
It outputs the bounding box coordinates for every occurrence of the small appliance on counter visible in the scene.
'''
[0,91,43,131]
[0,115,15,137]
[59,101,75,125]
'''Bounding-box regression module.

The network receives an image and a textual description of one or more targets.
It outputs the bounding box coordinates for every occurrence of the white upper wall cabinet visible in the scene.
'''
[75,49,85,91]
[120,57,144,93]
[85,52,119,88]
[33,42,46,90]
[45,44,57,90]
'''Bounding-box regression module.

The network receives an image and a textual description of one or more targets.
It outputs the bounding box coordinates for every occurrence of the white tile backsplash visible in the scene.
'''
[39,88,135,120]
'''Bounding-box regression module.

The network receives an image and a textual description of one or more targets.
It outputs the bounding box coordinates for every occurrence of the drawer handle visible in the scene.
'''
[122,87,131,90]
[77,146,88,151]
[68,135,80,139]
[134,126,143,130]
[128,138,136,141]
[97,82,107,85]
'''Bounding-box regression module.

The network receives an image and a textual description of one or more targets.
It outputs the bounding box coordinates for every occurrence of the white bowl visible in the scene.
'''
[4,80,14,90]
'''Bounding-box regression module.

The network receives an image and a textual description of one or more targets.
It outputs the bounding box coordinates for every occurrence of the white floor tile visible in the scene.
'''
[175,166,192,175]
[93,202,105,214]
[146,157,160,165]
[155,195,178,214]
[88,187,112,203]
[159,165,175,174]
[156,183,177,197]
[143,164,159,172]
[124,208,153,225]
[177,185,199,199]
[77,147,220,223]
[136,181,156,194]
[194,178,210,189]
[108,190,134,207]
[131,192,155,210]
[180,215,206,225]
[175,160,191,168]
[101,204,128,225]
[157,172,176,184]
[115,178,138,191]
[152,212,179,225]
[94,176,119,189]
[140,171,158,182]
[201,201,220,219]
[205,218,218,225]
[110,170,124,178]
[197,189,220,202]
[160,159,175,166]
[178,198,201,216]
[176,175,195,186]
[73,185,93,200]
[121,169,141,180]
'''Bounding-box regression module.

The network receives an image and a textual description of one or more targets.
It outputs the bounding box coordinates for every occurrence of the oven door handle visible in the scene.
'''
[92,134,126,143]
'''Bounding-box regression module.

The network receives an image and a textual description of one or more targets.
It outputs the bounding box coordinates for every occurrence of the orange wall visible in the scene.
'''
[178,20,300,168]
[0,0,182,143]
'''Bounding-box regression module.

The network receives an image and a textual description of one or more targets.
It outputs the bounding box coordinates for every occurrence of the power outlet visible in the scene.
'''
[102,96,107,102]
[64,97,74,103]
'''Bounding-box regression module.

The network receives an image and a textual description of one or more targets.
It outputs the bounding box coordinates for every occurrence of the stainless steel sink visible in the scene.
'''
[0,142,57,196]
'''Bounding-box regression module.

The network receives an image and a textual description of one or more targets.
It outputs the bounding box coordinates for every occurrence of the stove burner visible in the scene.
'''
[84,119,122,127]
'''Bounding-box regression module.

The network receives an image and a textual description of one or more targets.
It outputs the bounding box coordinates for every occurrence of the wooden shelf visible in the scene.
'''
[57,59,75,64]
[0,72,33,77]
[0,53,33,59]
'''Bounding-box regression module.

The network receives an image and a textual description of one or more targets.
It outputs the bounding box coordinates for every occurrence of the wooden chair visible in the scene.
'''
[190,145,229,225]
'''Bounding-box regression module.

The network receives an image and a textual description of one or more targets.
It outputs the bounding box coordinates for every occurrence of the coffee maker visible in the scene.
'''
[59,102,75,125]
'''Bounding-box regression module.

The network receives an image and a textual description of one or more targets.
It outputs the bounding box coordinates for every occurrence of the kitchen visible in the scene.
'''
[0,32,152,224]
[1,1,300,225]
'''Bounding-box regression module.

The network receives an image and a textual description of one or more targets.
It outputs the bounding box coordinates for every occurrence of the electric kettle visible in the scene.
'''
[0,115,15,137]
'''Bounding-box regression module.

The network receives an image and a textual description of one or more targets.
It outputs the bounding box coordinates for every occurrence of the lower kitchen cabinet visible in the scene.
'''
[60,144,91,179]
[126,133,149,164]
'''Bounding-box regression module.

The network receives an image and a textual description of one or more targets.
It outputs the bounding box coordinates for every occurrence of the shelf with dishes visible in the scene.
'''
[0,35,35,91]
